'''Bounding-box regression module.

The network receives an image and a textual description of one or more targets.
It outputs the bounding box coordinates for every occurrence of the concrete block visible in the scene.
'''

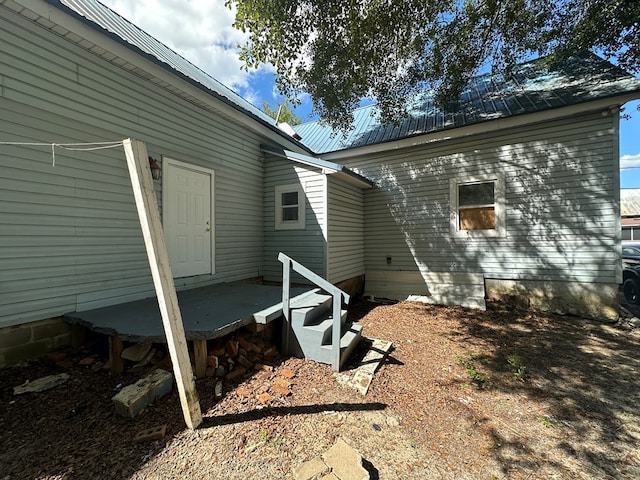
[0,325,32,349]
[112,369,173,418]
[31,319,70,342]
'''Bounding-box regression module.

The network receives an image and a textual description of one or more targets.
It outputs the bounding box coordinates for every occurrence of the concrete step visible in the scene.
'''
[291,293,333,326]
[253,289,320,324]
[293,310,348,346]
[318,323,363,369]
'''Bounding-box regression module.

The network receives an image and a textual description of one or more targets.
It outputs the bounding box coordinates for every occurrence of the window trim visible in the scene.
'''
[275,184,306,230]
[450,173,505,238]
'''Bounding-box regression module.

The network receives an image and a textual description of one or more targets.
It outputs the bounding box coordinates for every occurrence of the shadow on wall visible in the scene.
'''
[354,112,618,317]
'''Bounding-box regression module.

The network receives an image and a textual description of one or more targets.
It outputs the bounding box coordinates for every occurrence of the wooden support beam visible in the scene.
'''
[122,138,202,429]
[193,340,207,379]
[109,335,124,375]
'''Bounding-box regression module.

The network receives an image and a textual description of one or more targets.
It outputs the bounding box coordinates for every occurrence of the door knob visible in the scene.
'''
[206,220,211,232]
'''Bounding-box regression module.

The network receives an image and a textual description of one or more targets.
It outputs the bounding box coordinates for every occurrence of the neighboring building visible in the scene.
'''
[621,189,640,241]
[1,0,639,365]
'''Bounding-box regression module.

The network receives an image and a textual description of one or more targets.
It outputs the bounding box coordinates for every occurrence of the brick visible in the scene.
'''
[236,386,252,398]
[45,351,68,363]
[112,369,173,418]
[225,340,239,358]
[281,368,296,379]
[225,366,246,381]
[275,377,292,388]
[263,345,277,356]
[134,424,167,443]
[257,392,272,404]
[270,384,291,396]
[237,355,253,369]
[207,355,219,368]
[209,346,226,357]
[205,366,216,377]
[238,336,261,353]
[79,357,95,366]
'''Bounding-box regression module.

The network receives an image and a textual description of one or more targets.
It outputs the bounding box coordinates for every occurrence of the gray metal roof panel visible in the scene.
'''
[53,0,286,132]
[297,52,640,154]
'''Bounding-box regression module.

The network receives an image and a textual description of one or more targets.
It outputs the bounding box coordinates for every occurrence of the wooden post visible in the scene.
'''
[109,335,125,375]
[193,339,207,379]
[122,138,202,429]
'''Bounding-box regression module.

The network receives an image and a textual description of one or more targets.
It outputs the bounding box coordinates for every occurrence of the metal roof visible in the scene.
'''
[49,0,293,140]
[295,52,640,154]
[621,189,640,216]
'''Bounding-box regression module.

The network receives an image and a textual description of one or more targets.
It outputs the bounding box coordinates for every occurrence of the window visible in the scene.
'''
[450,174,505,237]
[275,184,305,230]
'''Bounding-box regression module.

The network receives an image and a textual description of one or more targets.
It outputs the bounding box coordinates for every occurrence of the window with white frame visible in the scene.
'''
[450,173,505,237]
[275,184,306,230]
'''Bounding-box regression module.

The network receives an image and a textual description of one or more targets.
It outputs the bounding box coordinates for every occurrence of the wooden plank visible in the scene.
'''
[109,335,124,375]
[193,339,207,379]
[122,138,202,429]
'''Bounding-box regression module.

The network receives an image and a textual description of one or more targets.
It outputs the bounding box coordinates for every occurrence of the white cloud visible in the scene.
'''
[621,153,640,170]
[100,0,271,90]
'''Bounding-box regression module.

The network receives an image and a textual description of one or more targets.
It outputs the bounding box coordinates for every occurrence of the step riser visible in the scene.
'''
[291,296,333,326]
[293,311,347,347]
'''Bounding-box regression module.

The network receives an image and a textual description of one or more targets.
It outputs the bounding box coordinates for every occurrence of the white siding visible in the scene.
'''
[327,177,365,283]
[263,155,326,282]
[342,112,619,293]
[0,9,267,326]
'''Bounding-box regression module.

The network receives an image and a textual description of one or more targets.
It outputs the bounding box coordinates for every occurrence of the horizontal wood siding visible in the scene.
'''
[0,9,266,327]
[327,177,365,283]
[263,155,326,283]
[343,112,619,294]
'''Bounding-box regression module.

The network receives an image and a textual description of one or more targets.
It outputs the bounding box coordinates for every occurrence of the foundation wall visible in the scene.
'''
[0,318,71,367]
[485,279,619,321]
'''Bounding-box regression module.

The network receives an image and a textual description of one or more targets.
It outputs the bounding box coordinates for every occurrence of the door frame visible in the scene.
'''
[162,156,216,276]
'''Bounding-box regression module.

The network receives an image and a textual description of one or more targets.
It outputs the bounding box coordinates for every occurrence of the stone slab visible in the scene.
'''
[13,373,70,394]
[293,456,330,480]
[322,439,369,480]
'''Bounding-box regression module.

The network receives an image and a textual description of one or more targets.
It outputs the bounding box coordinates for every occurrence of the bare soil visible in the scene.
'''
[1,299,639,479]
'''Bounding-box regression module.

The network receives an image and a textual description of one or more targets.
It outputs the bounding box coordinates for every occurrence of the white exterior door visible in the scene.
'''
[164,159,214,278]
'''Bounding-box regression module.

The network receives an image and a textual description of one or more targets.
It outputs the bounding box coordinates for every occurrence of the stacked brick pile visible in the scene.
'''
[203,333,278,382]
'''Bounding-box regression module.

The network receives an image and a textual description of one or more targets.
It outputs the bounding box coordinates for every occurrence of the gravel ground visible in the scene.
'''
[1,298,639,479]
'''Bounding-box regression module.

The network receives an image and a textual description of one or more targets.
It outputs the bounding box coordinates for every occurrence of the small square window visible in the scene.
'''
[275,184,305,230]
[450,174,505,238]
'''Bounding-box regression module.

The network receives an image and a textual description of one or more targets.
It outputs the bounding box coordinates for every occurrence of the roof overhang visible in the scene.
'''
[3,0,310,153]
[321,93,640,161]
[261,145,375,189]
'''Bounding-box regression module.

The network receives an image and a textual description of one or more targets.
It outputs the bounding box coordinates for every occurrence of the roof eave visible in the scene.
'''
[321,91,640,160]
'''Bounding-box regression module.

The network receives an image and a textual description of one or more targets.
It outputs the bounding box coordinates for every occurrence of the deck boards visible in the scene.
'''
[63,283,310,343]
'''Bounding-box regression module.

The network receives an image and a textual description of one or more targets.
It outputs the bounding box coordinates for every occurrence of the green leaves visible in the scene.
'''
[227,0,640,130]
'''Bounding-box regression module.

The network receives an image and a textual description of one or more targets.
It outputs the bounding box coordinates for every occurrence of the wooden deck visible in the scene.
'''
[63,282,311,377]
[63,282,310,343]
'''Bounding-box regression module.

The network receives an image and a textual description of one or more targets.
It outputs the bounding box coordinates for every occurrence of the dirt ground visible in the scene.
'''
[1,298,639,480]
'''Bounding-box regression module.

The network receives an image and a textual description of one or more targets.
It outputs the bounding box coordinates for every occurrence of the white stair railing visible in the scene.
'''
[278,252,350,371]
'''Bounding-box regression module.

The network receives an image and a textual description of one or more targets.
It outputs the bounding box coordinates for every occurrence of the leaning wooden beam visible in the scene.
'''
[122,138,202,429]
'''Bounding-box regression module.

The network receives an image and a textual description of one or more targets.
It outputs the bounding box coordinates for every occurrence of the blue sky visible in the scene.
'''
[100,0,640,189]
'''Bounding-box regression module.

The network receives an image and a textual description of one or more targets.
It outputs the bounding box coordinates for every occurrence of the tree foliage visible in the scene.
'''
[226,0,640,130]
[262,100,302,125]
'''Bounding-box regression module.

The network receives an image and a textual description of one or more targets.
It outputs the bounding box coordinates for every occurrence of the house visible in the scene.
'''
[621,189,640,241]
[1,0,639,367]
